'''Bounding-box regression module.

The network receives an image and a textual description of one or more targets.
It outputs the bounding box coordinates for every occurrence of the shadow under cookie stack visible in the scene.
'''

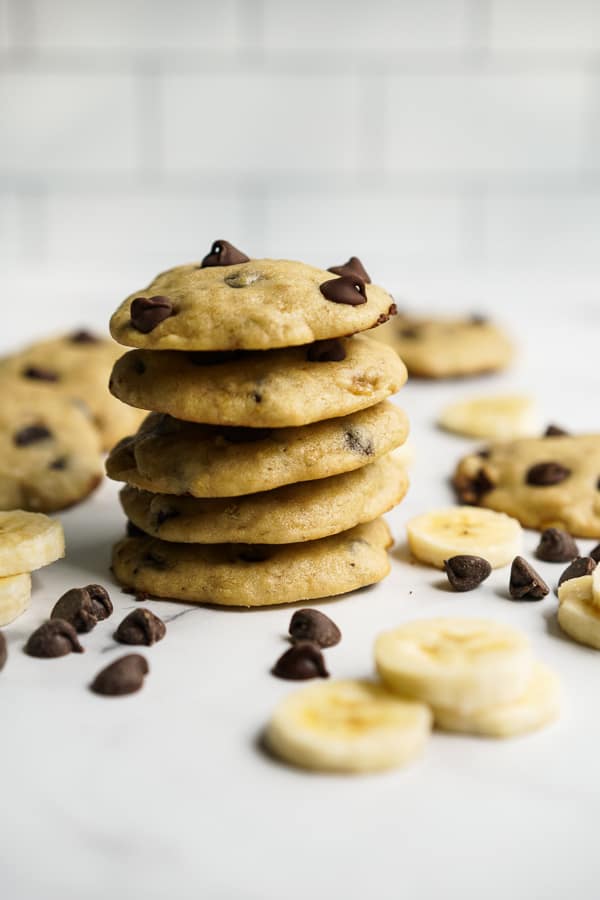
[106,241,409,608]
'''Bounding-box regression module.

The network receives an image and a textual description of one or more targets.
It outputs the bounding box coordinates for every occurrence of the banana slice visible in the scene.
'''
[407,506,522,569]
[0,511,65,577]
[433,663,560,738]
[438,394,537,440]
[0,573,32,626]
[375,618,534,713]
[265,679,432,774]
[557,575,600,649]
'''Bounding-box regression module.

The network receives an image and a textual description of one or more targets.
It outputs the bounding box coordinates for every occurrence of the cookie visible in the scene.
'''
[374,313,513,379]
[106,402,409,498]
[110,251,396,352]
[112,518,392,607]
[109,334,407,428]
[0,379,103,513]
[119,454,408,545]
[0,330,146,450]
[454,434,600,537]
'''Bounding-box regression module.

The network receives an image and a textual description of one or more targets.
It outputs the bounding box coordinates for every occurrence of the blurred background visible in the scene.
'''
[1,0,599,339]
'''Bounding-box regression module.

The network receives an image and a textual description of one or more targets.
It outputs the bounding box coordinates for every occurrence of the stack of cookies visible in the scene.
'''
[106,241,410,608]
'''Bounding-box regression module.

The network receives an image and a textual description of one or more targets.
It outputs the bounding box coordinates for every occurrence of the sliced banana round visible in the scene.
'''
[407,506,522,569]
[0,573,32,626]
[265,679,432,774]
[0,511,64,577]
[433,663,561,738]
[438,394,537,440]
[375,618,534,713]
[557,575,600,649]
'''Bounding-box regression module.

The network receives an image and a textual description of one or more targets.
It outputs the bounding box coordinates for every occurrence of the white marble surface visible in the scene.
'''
[1,276,600,900]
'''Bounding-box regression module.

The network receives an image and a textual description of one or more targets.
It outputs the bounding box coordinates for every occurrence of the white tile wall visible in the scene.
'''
[0,0,599,285]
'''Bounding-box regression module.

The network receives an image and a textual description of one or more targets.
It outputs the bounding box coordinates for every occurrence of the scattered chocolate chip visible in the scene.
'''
[51,584,112,633]
[132,358,146,375]
[443,555,492,592]
[70,330,98,343]
[115,609,166,646]
[201,239,250,268]
[374,303,397,326]
[126,519,146,538]
[0,631,6,671]
[306,339,346,362]
[590,544,600,564]
[25,619,84,658]
[509,556,549,600]
[49,456,67,470]
[272,642,329,680]
[289,609,341,648]
[252,391,262,403]
[454,466,495,504]
[344,428,374,456]
[558,556,597,587]
[544,424,570,437]
[220,426,272,443]
[188,350,245,366]
[526,461,571,486]
[22,365,59,382]
[327,256,371,284]
[14,424,52,447]
[319,275,367,306]
[90,654,149,696]
[535,528,579,563]
[130,296,174,333]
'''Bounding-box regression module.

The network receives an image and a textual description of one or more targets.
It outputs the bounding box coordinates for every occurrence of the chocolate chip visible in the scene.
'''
[289,609,341,648]
[306,339,346,362]
[142,551,169,570]
[252,391,262,403]
[49,456,67,471]
[272,642,329,680]
[544,424,570,437]
[90,654,149,696]
[23,366,59,382]
[114,609,166,646]
[51,584,112,633]
[25,619,84,658]
[70,330,98,343]
[535,528,579,563]
[132,358,146,375]
[130,296,174,334]
[558,556,597,587]
[220,426,272,443]
[454,467,495,504]
[201,239,250,268]
[14,424,52,447]
[0,632,6,671]
[590,544,600,564]
[443,555,492,592]
[319,275,367,306]
[526,461,571,486]
[126,519,146,538]
[327,256,371,284]
[344,428,374,456]
[509,557,549,600]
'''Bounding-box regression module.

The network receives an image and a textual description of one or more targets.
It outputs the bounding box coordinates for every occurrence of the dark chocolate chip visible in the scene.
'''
[70,330,99,343]
[51,584,112,633]
[509,556,550,600]
[344,428,374,456]
[319,275,367,306]
[0,631,6,671]
[535,528,579,563]
[201,239,250,268]
[90,654,149,696]
[558,556,597,587]
[114,609,166,646]
[272,642,329,680]
[130,296,174,334]
[590,544,600,564]
[289,609,341,648]
[126,519,146,538]
[443,555,492,592]
[544,424,570,437]
[14,424,52,447]
[132,358,146,375]
[306,339,346,363]
[25,619,84,658]
[23,365,59,382]
[49,456,67,471]
[220,426,272,443]
[252,391,262,403]
[327,256,371,284]
[526,461,571,486]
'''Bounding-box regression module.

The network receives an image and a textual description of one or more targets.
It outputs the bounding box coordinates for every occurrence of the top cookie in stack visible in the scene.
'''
[107,241,410,608]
